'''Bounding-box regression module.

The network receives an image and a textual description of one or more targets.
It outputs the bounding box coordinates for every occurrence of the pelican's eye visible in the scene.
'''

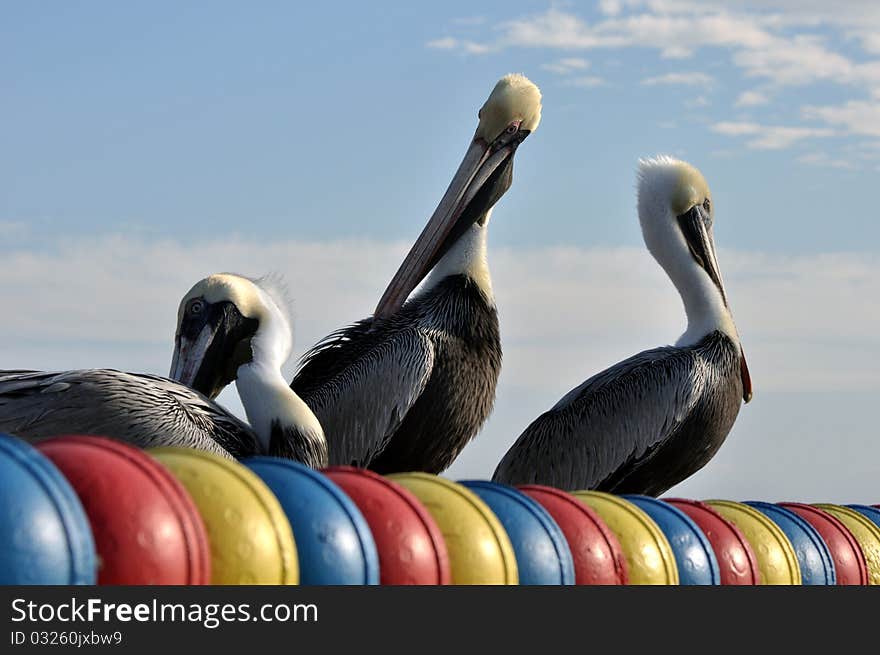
[504,123,519,135]
[702,198,711,213]
[189,299,205,316]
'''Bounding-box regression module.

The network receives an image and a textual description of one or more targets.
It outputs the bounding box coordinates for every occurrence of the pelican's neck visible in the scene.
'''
[643,221,738,348]
[669,261,738,347]
[233,289,325,454]
[235,362,324,453]
[420,211,494,304]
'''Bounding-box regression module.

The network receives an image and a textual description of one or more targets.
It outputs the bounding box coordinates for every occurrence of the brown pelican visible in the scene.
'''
[493,156,752,495]
[287,74,542,472]
[0,273,327,467]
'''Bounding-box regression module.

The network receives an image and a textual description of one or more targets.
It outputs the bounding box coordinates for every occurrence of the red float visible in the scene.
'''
[665,498,760,585]
[323,466,450,585]
[778,502,869,585]
[37,435,210,585]
[518,484,628,584]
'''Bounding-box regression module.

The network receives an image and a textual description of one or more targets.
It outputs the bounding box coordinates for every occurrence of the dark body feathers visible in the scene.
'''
[292,274,501,473]
[0,368,260,459]
[493,331,744,496]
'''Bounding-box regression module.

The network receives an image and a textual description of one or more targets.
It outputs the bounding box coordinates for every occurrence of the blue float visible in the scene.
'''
[242,457,379,585]
[745,501,836,585]
[0,433,96,584]
[460,480,575,585]
[847,504,880,530]
[623,495,720,585]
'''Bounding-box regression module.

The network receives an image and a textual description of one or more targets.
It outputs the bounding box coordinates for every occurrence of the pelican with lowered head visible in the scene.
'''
[493,156,752,495]
[279,73,543,473]
[0,273,327,467]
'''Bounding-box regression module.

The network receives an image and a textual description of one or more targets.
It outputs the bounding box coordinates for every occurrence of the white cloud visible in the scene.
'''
[429,4,880,96]
[858,31,880,54]
[425,37,489,54]
[598,0,626,16]
[0,221,29,239]
[542,57,590,75]
[797,151,857,170]
[711,121,835,149]
[685,95,710,108]
[735,89,769,107]
[425,37,457,50]
[803,100,880,137]
[4,233,879,500]
[2,234,878,392]
[641,71,714,86]
[562,75,606,88]
[452,16,486,26]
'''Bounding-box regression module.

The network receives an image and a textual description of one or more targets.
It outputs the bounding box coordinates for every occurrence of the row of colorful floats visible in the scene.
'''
[1,432,878,586]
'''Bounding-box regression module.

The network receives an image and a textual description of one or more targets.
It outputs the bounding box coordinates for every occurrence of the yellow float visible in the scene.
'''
[150,447,298,585]
[572,491,678,585]
[387,473,517,585]
[705,500,801,585]
[814,503,880,586]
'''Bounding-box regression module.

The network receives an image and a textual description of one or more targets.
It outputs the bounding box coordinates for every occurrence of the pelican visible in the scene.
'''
[0,273,327,467]
[493,156,752,495]
[286,74,542,472]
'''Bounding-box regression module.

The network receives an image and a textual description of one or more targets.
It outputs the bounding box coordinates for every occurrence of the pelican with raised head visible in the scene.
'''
[493,156,752,495]
[286,73,542,472]
[0,273,327,467]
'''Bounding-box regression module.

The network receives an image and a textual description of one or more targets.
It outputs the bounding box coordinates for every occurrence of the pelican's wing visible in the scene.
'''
[493,345,707,491]
[292,319,434,466]
[0,369,258,458]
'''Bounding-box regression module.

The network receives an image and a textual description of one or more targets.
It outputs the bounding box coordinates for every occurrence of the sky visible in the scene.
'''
[1,1,878,503]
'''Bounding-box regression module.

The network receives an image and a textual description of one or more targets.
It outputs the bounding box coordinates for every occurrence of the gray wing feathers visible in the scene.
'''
[300,330,435,466]
[493,346,706,490]
[0,369,247,459]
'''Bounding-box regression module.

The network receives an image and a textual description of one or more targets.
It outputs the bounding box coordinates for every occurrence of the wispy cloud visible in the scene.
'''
[803,100,880,137]
[562,75,606,88]
[426,37,489,54]
[641,71,714,87]
[3,234,878,394]
[426,2,880,163]
[797,151,857,170]
[4,233,879,499]
[735,89,770,107]
[0,221,29,240]
[542,57,591,75]
[452,16,486,26]
[711,121,835,149]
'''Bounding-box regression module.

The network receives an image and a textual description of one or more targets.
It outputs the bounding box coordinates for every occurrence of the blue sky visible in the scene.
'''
[2,1,879,501]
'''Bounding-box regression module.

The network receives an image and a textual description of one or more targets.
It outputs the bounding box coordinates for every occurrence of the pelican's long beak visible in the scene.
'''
[373,129,526,319]
[677,204,728,307]
[170,323,219,391]
[170,301,258,399]
[678,204,752,403]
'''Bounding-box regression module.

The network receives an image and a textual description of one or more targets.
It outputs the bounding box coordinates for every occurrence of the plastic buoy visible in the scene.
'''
[0,433,96,584]
[323,466,450,585]
[814,504,880,586]
[779,503,868,586]
[461,480,574,585]
[572,491,678,585]
[244,458,378,585]
[624,495,719,585]
[704,500,801,585]
[387,473,518,585]
[745,501,835,585]
[150,447,298,585]
[37,435,209,585]
[519,485,627,585]
[665,498,760,585]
